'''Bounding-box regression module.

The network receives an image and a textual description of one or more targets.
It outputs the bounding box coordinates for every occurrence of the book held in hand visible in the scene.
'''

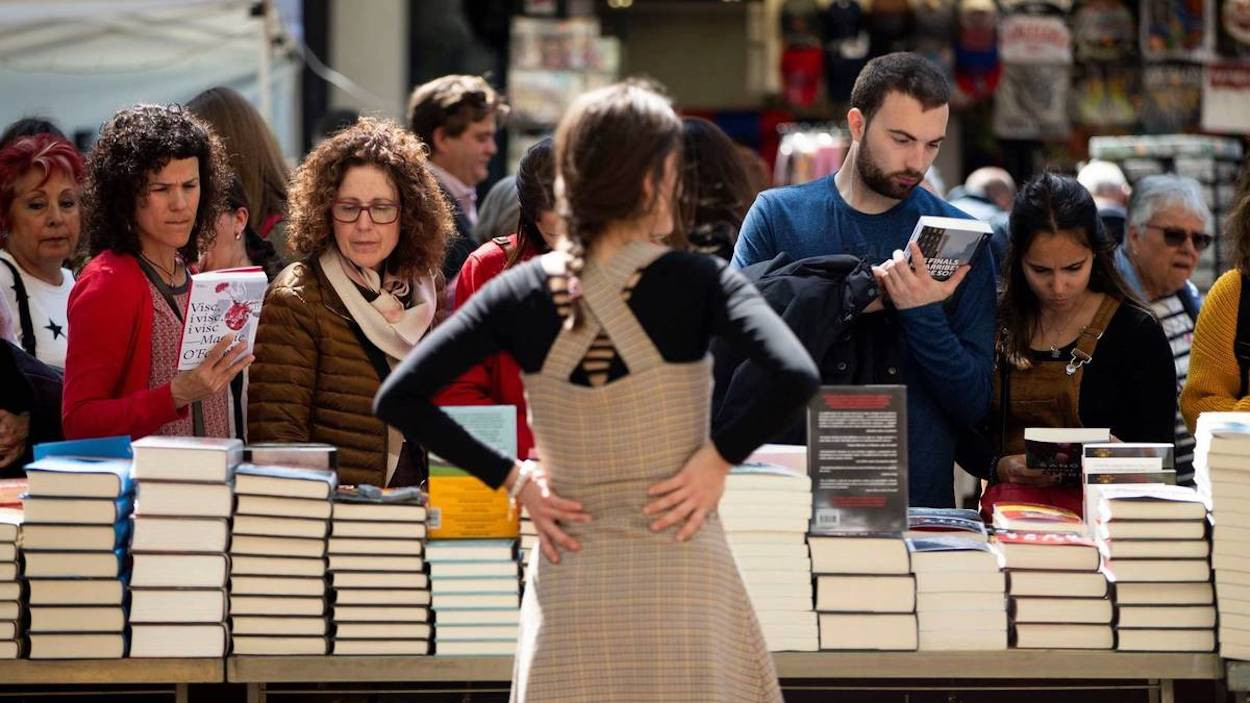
[1024,428,1111,486]
[176,266,267,371]
[904,216,993,281]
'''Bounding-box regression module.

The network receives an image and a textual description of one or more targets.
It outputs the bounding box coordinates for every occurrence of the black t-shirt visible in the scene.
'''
[375,251,820,489]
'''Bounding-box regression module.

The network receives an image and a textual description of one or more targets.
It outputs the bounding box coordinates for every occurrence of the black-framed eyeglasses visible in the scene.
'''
[1146,223,1214,252]
[331,200,400,225]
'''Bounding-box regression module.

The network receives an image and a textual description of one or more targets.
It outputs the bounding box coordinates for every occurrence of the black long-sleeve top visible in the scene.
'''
[375,251,820,489]
[957,302,1177,480]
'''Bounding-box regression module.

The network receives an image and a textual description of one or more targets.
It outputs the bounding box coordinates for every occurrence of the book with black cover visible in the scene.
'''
[904,216,993,281]
[1024,428,1111,486]
[807,385,907,535]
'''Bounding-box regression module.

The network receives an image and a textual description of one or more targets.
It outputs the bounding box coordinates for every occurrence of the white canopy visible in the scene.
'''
[0,0,300,157]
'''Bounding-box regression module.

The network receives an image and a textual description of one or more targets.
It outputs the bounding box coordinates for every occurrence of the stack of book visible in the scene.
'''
[1088,483,1214,652]
[229,459,336,656]
[908,525,1006,651]
[1192,411,1250,510]
[518,507,537,568]
[427,539,520,655]
[127,437,240,658]
[330,487,430,655]
[22,455,133,658]
[1193,414,1250,659]
[810,534,916,651]
[0,493,21,659]
[992,504,1112,649]
[722,459,817,652]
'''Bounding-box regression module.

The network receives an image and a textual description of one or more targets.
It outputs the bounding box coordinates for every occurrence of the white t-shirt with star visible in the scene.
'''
[0,249,74,369]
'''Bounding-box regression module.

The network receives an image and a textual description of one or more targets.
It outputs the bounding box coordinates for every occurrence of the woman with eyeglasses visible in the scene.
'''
[1182,167,1250,432]
[248,118,451,487]
[1117,175,1212,485]
[956,173,1176,516]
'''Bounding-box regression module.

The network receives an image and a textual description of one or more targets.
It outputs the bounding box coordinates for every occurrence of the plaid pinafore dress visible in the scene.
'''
[512,241,781,703]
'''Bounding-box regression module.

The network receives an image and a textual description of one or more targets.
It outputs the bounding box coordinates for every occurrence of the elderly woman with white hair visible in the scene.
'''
[0,292,63,473]
[1116,174,1212,485]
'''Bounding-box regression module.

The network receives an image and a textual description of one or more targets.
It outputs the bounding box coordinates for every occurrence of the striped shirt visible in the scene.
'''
[1153,293,1196,484]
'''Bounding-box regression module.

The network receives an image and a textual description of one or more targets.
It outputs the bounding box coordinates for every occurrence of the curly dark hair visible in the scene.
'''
[286,116,452,278]
[82,104,229,258]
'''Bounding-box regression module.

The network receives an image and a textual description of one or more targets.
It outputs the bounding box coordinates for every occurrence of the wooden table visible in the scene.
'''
[228,651,1221,703]
[0,658,223,702]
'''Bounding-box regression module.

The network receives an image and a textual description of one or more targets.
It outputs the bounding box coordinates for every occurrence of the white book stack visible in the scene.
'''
[427,539,520,656]
[21,455,134,659]
[722,459,816,652]
[518,508,537,569]
[993,525,1112,649]
[908,536,1006,650]
[1089,483,1214,652]
[810,535,917,651]
[0,507,20,658]
[128,437,242,658]
[329,493,430,655]
[229,461,336,656]
[1192,415,1250,659]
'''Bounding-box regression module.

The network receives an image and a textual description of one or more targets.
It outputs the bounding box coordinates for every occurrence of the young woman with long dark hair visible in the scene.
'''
[959,173,1176,514]
[376,81,817,702]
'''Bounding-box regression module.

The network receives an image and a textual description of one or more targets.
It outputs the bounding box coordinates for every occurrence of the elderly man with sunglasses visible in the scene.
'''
[1115,174,1212,485]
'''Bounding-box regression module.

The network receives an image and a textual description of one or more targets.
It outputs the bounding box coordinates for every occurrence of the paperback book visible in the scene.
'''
[176,267,267,371]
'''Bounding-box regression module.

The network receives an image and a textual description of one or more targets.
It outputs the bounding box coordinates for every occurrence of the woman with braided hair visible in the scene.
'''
[376,81,817,702]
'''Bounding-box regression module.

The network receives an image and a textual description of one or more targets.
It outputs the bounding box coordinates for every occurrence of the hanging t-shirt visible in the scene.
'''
[1141,0,1213,60]
[1072,63,1140,127]
[1219,0,1250,58]
[1142,62,1204,133]
[0,249,74,369]
[993,62,1072,138]
[822,0,870,102]
[1072,0,1136,62]
[954,0,1001,100]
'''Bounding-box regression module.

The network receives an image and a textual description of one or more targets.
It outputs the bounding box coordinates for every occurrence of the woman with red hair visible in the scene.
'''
[0,133,84,368]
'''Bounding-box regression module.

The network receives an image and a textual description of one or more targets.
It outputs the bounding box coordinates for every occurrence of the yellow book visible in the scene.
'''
[428,406,519,539]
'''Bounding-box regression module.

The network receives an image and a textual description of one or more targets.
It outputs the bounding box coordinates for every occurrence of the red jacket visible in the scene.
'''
[436,235,540,458]
[62,250,186,439]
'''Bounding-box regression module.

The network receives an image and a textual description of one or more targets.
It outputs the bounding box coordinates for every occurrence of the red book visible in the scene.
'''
[992,503,1087,535]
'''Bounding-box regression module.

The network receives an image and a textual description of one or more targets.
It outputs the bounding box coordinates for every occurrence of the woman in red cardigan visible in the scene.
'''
[435,138,558,458]
[62,105,249,440]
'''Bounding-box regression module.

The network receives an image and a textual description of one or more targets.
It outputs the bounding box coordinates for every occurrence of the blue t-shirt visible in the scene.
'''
[732,175,996,507]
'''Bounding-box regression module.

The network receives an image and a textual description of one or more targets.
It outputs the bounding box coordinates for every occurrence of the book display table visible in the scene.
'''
[227,652,1222,703]
[0,658,223,702]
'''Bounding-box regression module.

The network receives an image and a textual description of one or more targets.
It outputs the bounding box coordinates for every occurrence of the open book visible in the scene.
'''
[177,267,268,371]
[904,216,993,281]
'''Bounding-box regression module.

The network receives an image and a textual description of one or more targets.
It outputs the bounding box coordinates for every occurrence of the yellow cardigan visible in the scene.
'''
[1180,269,1250,432]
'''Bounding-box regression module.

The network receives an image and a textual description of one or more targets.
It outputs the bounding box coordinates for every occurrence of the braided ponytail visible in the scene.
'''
[551,80,682,329]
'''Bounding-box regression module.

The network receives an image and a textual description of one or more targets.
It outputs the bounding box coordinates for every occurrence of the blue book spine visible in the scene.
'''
[33,436,133,461]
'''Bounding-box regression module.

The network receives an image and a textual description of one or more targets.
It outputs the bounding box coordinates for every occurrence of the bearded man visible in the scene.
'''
[731,52,995,508]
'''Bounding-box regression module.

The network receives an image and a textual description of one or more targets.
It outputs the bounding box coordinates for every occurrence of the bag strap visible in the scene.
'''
[0,258,36,357]
[1236,273,1250,398]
